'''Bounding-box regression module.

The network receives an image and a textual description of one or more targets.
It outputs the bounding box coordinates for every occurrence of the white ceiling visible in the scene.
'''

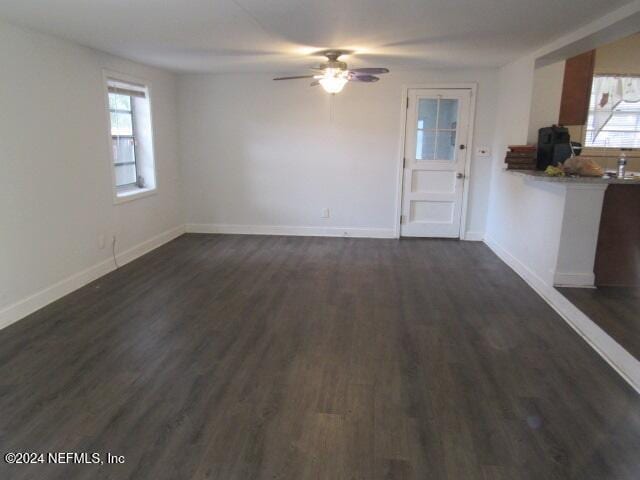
[0,0,632,73]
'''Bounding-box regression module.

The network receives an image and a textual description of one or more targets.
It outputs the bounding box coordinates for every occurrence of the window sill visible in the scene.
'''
[113,186,157,205]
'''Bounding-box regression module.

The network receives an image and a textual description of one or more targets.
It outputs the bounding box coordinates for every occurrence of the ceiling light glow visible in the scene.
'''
[318,68,348,94]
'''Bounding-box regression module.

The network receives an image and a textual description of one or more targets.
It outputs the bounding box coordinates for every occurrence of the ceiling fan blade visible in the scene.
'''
[273,75,315,81]
[349,68,389,75]
[310,80,320,87]
[349,74,380,83]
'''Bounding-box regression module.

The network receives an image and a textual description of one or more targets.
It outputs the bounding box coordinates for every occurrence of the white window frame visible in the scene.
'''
[102,69,158,205]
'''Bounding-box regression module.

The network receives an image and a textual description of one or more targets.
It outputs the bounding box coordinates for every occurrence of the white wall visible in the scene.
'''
[178,70,499,238]
[0,20,183,327]
[484,56,551,276]
[527,61,565,144]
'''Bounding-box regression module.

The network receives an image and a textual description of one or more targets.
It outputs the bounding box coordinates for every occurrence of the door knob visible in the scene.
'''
[456,172,465,179]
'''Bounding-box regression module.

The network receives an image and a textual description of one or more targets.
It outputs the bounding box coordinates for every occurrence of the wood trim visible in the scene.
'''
[559,50,595,126]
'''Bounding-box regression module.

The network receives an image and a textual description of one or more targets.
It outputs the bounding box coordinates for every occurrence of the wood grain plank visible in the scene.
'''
[0,234,639,480]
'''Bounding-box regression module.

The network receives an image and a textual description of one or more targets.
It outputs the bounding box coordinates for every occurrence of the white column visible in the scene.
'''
[554,183,609,287]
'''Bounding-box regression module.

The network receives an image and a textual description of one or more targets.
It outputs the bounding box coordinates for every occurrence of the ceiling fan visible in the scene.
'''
[274,50,389,94]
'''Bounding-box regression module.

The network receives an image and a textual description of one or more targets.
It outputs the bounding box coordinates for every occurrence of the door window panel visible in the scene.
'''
[416,130,436,161]
[417,99,438,130]
[436,130,456,161]
[415,97,459,161]
[437,99,458,129]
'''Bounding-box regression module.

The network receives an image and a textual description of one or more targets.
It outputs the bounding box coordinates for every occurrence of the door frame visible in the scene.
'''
[393,83,478,239]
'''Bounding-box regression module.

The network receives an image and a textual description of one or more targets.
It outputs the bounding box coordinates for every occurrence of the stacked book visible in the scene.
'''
[505,145,537,170]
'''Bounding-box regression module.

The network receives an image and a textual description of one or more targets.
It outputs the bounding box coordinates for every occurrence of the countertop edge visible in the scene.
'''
[504,169,640,185]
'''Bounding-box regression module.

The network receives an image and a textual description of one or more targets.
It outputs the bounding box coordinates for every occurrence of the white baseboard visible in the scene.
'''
[185,223,396,239]
[463,231,484,241]
[485,235,640,394]
[484,236,551,294]
[115,225,185,267]
[0,225,185,331]
[554,271,596,288]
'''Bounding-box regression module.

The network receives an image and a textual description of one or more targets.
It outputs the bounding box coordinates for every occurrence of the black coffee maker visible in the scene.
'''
[536,125,581,170]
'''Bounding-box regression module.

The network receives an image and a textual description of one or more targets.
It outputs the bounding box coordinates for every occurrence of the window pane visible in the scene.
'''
[416,130,436,160]
[112,137,136,165]
[436,131,456,160]
[106,78,156,195]
[114,164,137,187]
[585,76,640,148]
[109,93,131,111]
[417,99,438,130]
[603,112,640,131]
[437,99,458,130]
[110,112,133,136]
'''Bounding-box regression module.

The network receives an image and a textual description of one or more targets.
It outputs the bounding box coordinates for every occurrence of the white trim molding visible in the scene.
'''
[463,231,484,241]
[115,225,185,267]
[113,186,157,205]
[554,271,596,288]
[185,223,396,239]
[485,235,640,394]
[0,225,185,331]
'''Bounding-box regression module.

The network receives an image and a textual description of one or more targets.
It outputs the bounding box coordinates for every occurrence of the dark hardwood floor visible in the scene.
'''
[558,286,640,360]
[1,234,639,480]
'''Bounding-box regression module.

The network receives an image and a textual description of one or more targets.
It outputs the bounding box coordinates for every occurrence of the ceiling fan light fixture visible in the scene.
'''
[319,76,347,94]
[272,51,389,93]
[319,68,348,94]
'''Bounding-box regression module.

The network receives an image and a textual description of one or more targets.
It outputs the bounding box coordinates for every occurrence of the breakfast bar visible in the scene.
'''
[506,170,640,287]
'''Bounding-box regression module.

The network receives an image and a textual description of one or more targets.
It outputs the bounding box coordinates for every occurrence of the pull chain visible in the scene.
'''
[329,93,335,123]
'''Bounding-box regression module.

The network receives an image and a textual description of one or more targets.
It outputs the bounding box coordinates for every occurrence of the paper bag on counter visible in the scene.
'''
[563,157,604,177]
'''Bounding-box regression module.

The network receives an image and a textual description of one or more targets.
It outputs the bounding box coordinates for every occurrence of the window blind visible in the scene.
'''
[107,79,146,99]
[585,75,640,149]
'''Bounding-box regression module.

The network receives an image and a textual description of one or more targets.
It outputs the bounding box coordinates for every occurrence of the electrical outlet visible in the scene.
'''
[98,233,106,250]
[321,208,330,218]
[476,146,491,157]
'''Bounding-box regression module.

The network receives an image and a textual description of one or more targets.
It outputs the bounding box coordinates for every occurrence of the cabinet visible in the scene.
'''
[558,50,595,126]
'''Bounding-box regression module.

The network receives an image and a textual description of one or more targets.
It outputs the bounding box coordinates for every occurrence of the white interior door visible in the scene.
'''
[401,89,471,237]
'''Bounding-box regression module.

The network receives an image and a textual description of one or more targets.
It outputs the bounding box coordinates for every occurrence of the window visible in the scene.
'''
[104,73,156,202]
[415,97,458,161]
[584,75,640,149]
[110,91,137,187]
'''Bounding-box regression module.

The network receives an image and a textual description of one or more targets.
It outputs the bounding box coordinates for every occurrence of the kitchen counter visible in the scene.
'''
[502,169,640,288]
[500,170,611,288]
[506,169,640,184]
